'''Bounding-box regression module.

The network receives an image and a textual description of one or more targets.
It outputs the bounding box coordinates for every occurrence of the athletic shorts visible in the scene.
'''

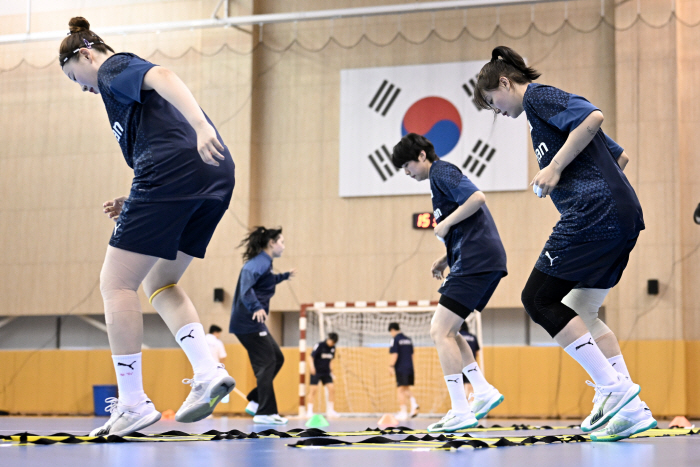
[396,371,414,387]
[535,235,638,289]
[438,271,505,319]
[110,197,229,260]
[310,374,333,385]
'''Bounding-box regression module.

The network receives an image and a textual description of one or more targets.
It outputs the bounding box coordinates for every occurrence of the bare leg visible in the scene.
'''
[455,333,476,367]
[553,316,591,348]
[142,251,200,334]
[431,305,474,375]
[100,246,159,355]
[326,383,335,403]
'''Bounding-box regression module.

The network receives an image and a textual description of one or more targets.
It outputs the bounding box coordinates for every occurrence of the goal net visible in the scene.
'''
[299,301,483,417]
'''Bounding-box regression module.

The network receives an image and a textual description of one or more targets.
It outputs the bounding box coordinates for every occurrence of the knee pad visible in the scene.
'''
[561,288,611,340]
[521,273,578,338]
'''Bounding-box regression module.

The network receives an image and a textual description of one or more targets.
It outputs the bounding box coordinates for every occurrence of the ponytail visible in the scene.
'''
[473,46,540,111]
[238,226,283,262]
[59,17,115,68]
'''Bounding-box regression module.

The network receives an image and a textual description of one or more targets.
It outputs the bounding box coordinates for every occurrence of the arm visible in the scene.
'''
[434,191,486,239]
[239,269,266,322]
[142,67,225,166]
[531,110,604,198]
[388,353,398,375]
[431,255,448,280]
[274,269,296,284]
[617,151,629,171]
[308,356,316,375]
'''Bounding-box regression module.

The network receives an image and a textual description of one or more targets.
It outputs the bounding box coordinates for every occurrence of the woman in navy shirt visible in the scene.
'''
[474,46,655,441]
[59,17,235,437]
[229,227,295,425]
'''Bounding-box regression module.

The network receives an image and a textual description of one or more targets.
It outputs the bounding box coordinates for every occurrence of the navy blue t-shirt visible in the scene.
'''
[390,332,414,373]
[311,341,336,375]
[229,252,290,335]
[429,160,507,276]
[98,53,235,202]
[523,83,644,253]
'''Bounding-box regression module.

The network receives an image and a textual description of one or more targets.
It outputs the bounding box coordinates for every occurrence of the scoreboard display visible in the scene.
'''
[412,212,437,230]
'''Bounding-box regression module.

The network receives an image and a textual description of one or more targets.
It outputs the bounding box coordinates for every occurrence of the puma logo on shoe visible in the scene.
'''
[446,377,460,383]
[467,369,477,373]
[575,339,594,351]
[117,361,136,370]
[544,251,559,266]
[590,393,612,425]
[180,330,195,342]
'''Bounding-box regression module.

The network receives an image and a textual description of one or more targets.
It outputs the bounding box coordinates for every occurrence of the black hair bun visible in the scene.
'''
[68,17,90,34]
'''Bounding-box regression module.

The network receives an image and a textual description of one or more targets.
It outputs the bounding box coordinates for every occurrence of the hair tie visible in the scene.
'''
[83,38,93,49]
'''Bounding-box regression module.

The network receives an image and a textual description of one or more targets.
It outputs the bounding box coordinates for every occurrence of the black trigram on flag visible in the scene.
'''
[462,139,496,177]
[462,76,482,111]
[368,145,399,181]
[369,80,401,116]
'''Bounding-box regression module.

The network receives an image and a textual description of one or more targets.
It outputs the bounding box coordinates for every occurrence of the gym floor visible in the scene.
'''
[2,416,699,467]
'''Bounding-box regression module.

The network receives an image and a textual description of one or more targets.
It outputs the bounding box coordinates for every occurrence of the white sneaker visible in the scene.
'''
[175,365,236,423]
[590,401,657,442]
[580,375,641,432]
[410,404,420,418]
[469,386,504,420]
[245,400,259,416]
[427,410,478,432]
[396,411,408,421]
[90,397,161,437]
[326,409,340,418]
[253,414,288,425]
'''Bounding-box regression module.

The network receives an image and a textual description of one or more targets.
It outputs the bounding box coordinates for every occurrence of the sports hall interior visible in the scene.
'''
[1,0,700,431]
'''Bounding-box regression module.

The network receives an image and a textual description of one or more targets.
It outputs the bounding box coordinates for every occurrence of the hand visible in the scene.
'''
[288,269,297,278]
[433,221,451,241]
[103,196,127,221]
[388,366,395,376]
[195,122,226,166]
[431,256,448,280]
[530,164,561,198]
[252,309,267,323]
[310,368,316,376]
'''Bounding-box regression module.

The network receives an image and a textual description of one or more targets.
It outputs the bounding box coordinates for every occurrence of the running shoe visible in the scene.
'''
[175,365,235,423]
[253,414,288,425]
[469,386,504,420]
[580,375,640,432]
[590,401,657,442]
[427,410,478,432]
[90,397,161,437]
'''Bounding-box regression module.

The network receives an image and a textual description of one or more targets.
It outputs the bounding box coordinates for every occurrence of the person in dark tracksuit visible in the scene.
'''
[229,227,295,425]
[388,323,419,421]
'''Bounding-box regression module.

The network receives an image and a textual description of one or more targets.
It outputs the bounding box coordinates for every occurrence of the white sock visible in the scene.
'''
[307,403,314,415]
[399,404,407,414]
[462,363,491,394]
[327,401,334,412]
[410,396,418,410]
[608,355,643,410]
[112,352,146,406]
[444,374,470,413]
[564,333,618,386]
[175,323,218,379]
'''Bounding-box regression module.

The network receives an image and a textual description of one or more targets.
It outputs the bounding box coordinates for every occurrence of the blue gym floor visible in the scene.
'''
[2,416,699,467]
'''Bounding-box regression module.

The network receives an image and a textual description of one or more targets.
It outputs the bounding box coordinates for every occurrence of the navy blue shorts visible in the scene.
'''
[438,271,505,319]
[396,371,414,387]
[310,374,333,385]
[110,197,229,260]
[535,235,638,289]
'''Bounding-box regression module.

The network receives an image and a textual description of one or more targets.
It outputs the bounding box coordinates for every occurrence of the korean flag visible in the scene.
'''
[339,60,529,198]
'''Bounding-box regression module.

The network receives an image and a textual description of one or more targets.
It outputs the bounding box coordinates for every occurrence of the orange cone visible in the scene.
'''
[161,409,176,420]
[669,416,692,428]
[377,413,399,427]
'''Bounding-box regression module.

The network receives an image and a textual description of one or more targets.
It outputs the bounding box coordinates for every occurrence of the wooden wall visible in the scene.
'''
[1,0,700,417]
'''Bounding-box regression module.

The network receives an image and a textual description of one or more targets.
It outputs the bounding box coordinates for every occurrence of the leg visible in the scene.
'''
[522,268,638,431]
[91,246,162,436]
[249,334,282,416]
[101,246,159,355]
[142,251,200,334]
[430,305,470,375]
[454,333,476,368]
